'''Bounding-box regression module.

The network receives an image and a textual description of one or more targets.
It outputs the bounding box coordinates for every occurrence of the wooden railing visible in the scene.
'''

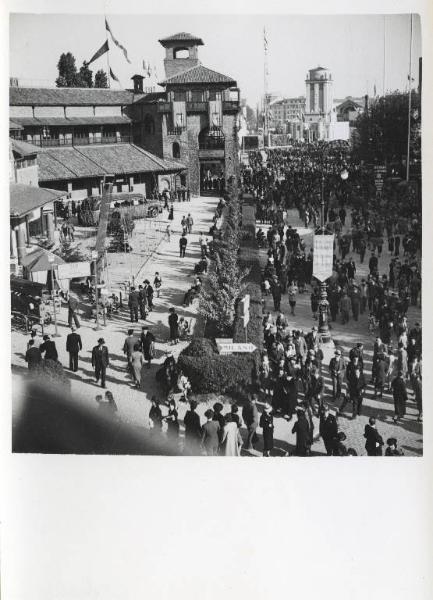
[186,101,207,112]
[37,136,132,148]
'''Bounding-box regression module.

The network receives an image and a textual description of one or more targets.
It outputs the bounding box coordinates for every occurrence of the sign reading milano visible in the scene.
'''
[313,234,334,282]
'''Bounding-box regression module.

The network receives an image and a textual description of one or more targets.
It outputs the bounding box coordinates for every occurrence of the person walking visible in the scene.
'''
[183,400,202,455]
[329,349,345,402]
[123,329,139,374]
[168,307,179,345]
[130,343,144,388]
[25,339,42,371]
[67,294,80,328]
[292,406,311,457]
[164,397,180,442]
[91,337,109,388]
[345,360,366,418]
[144,280,154,311]
[128,286,140,323]
[321,407,339,456]
[259,401,274,457]
[66,325,82,372]
[153,272,162,298]
[220,414,243,456]
[391,371,408,422]
[364,417,384,456]
[140,326,155,368]
[242,394,259,451]
[138,285,148,320]
[179,234,188,258]
[201,409,220,456]
[339,292,351,324]
[287,281,298,316]
[149,396,163,432]
[186,213,194,234]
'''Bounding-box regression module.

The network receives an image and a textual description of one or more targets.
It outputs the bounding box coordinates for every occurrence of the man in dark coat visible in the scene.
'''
[292,406,311,457]
[320,407,339,456]
[128,287,140,322]
[144,280,154,311]
[123,329,139,373]
[259,401,274,457]
[25,339,42,370]
[140,326,155,368]
[67,294,80,328]
[138,285,148,320]
[91,337,109,388]
[66,325,82,372]
[391,371,408,421]
[271,279,282,312]
[40,335,58,362]
[374,352,389,398]
[345,361,366,418]
[369,252,379,276]
[242,395,259,450]
[183,400,202,455]
[364,417,384,456]
[179,234,188,258]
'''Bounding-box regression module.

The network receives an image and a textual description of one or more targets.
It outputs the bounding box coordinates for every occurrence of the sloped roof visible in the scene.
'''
[20,247,65,272]
[9,87,143,106]
[9,119,23,130]
[10,116,132,127]
[37,144,185,182]
[10,184,65,217]
[159,32,204,45]
[310,66,328,72]
[11,139,40,157]
[160,64,236,87]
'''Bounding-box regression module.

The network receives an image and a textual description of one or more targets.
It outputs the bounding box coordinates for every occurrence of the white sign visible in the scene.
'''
[313,235,334,282]
[57,261,91,280]
[215,339,257,355]
[239,294,250,327]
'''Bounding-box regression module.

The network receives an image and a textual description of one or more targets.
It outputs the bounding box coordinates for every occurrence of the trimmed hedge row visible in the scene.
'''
[178,341,260,394]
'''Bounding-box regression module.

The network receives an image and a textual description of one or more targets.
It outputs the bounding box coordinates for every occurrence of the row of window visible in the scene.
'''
[15,158,36,169]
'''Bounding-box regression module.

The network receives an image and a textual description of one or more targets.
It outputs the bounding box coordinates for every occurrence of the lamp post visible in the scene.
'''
[91,250,102,331]
[47,254,60,337]
[317,168,349,344]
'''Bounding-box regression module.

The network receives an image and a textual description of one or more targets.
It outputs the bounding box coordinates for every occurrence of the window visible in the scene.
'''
[172,142,180,159]
[144,114,155,135]
[173,47,189,59]
[175,113,185,128]
[191,89,204,102]
[209,90,222,101]
[174,90,186,102]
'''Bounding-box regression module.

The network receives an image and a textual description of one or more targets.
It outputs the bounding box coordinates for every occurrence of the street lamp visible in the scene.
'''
[91,250,102,331]
[317,167,349,344]
[47,254,60,337]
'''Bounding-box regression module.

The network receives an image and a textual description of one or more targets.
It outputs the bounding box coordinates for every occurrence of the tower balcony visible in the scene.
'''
[222,100,240,113]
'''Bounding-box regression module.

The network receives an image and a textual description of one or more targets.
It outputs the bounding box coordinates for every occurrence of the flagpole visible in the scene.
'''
[382,15,386,96]
[104,15,111,88]
[406,13,413,182]
[263,27,269,148]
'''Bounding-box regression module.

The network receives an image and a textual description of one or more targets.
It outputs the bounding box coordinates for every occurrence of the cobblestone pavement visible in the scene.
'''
[11,198,422,456]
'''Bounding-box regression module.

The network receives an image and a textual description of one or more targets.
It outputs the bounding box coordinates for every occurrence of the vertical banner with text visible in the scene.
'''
[313,234,334,282]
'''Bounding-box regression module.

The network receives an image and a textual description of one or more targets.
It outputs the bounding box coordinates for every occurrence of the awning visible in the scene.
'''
[20,248,65,273]
[10,184,66,218]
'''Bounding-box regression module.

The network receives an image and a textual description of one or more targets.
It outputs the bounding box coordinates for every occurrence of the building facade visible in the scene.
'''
[129,32,240,195]
[269,96,306,132]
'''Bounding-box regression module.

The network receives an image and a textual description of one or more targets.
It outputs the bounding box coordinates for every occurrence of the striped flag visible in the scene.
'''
[105,18,131,64]
[88,40,109,66]
[110,67,120,83]
[264,28,268,51]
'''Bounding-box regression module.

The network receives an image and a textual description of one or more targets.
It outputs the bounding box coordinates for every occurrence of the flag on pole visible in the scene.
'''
[88,40,109,66]
[373,83,377,96]
[105,18,131,63]
[110,67,120,83]
[263,28,268,51]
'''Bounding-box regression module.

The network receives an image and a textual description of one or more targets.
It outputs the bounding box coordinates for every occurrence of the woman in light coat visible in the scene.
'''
[221,414,243,456]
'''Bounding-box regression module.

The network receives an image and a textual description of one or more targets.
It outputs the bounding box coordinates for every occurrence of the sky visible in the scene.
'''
[9,13,422,107]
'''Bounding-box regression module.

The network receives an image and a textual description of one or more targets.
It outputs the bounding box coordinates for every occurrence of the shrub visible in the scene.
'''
[32,359,71,391]
[177,350,260,395]
[182,337,218,358]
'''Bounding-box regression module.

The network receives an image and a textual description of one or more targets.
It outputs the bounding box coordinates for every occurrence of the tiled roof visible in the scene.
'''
[9,87,144,106]
[158,32,204,45]
[37,144,185,182]
[10,184,65,217]
[10,116,132,127]
[160,65,236,87]
[11,139,40,157]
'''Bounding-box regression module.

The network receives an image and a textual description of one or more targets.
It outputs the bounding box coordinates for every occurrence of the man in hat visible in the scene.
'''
[291,405,311,457]
[349,343,364,371]
[259,401,274,457]
[385,437,404,456]
[91,338,110,388]
[66,325,82,372]
[364,416,384,456]
[138,285,148,320]
[305,325,319,351]
[179,233,188,258]
[344,358,366,418]
[25,339,42,371]
[40,334,59,362]
[140,326,156,368]
[320,406,339,456]
[329,349,345,401]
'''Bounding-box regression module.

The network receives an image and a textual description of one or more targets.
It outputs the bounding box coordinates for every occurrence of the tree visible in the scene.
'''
[353,91,421,167]
[77,61,93,88]
[56,52,79,87]
[94,69,109,88]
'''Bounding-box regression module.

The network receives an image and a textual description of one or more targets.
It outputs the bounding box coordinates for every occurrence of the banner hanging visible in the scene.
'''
[313,234,334,282]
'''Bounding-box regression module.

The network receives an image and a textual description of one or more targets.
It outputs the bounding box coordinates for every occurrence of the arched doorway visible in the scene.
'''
[199,127,225,194]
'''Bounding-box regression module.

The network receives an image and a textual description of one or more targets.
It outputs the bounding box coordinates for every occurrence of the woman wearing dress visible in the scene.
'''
[165,397,180,441]
[130,343,144,388]
[220,413,243,456]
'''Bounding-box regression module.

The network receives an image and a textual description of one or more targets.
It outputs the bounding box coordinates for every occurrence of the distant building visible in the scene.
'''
[269,96,306,131]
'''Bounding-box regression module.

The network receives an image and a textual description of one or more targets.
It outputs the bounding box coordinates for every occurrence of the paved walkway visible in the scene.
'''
[11,199,422,456]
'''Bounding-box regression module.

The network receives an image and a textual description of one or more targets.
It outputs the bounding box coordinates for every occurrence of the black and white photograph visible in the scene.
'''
[8,11,423,457]
[3,2,432,599]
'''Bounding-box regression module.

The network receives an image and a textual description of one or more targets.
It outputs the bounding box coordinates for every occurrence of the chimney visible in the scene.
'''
[131,75,145,94]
